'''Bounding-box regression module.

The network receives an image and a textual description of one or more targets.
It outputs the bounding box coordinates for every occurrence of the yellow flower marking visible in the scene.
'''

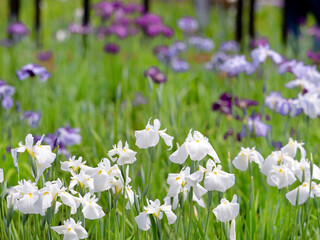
[28,193,33,197]
[146,128,151,131]
[68,228,72,232]
[98,170,103,175]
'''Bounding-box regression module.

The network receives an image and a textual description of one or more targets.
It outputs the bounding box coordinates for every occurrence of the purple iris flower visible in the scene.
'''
[132,91,148,106]
[219,55,255,77]
[22,111,41,128]
[0,80,15,110]
[16,64,51,82]
[42,134,70,157]
[205,51,229,71]
[56,126,82,146]
[107,24,128,39]
[189,36,214,52]
[247,114,272,138]
[278,59,297,74]
[265,91,302,116]
[307,50,320,65]
[223,128,234,140]
[69,23,91,35]
[144,66,167,84]
[171,58,189,72]
[212,93,232,115]
[104,43,120,54]
[250,37,269,48]
[219,40,239,53]
[37,51,53,62]
[272,141,283,150]
[92,1,115,20]
[7,22,30,36]
[177,16,199,34]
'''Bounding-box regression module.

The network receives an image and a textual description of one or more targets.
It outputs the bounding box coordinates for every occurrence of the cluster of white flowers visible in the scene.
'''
[7,132,140,239]
[233,138,320,206]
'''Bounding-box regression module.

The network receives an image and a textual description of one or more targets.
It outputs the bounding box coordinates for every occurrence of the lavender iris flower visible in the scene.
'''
[265,92,302,117]
[219,55,255,77]
[22,111,41,128]
[219,40,239,53]
[69,23,91,35]
[171,58,190,72]
[56,126,82,146]
[7,22,30,36]
[37,51,53,62]
[0,80,15,110]
[189,36,214,52]
[205,51,229,71]
[307,50,320,65]
[177,16,199,34]
[16,64,51,82]
[247,114,272,138]
[278,59,297,74]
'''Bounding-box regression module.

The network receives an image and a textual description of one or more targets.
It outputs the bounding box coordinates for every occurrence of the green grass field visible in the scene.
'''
[0,0,320,239]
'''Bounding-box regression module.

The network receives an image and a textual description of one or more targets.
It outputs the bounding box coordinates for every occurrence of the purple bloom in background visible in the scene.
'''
[223,128,234,140]
[205,51,229,71]
[219,40,239,53]
[278,59,297,74]
[189,36,214,52]
[247,114,271,137]
[104,43,120,54]
[69,23,91,35]
[220,55,255,77]
[272,141,283,150]
[56,126,82,146]
[92,1,115,20]
[144,66,160,78]
[144,66,167,84]
[212,92,232,115]
[16,63,51,82]
[37,51,53,62]
[250,37,269,48]
[307,50,320,65]
[171,58,189,72]
[22,111,41,128]
[0,80,15,110]
[177,16,199,34]
[153,45,174,65]
[7,22,30,36]
[132,91,148,106]
[235,98,258,109]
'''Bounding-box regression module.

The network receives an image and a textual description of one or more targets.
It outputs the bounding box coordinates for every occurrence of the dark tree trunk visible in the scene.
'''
[282,0,288,45]
[235,0,243,44]
[83,0,90,26]
[143,0,149,13]
[249,0,256,41]
[35,0,41,47]
[9,0,20,22]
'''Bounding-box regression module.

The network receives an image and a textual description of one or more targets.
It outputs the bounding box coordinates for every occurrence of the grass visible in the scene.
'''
[0,0,320,239]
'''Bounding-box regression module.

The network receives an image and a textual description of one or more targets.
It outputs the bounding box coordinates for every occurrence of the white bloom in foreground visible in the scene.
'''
[266,165,296,189]
[61,156,87,173]
[260,151,294,176]
[51,218,88,240]
[291,158,320,182]
[112,166,136,209]
[296,92,320,119]
[185,170,208,199]
[199,159,235,192]
[34,179,79,215]
[169,129,220,164]
[79,193,105,220]
[135,199,177,231]
[85,158,121,193]
[281,138,306,159]
[232,147,264,171]
[0,168,3,183]
[166,166,190,198]
[135,118,173,149]
[108,140,137,165]
[286,182,310,206]
[212,194,239,222]
[69,170,94,194]
[212,194,239,240]
[7,179,39,214]
[11,134,56,182]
